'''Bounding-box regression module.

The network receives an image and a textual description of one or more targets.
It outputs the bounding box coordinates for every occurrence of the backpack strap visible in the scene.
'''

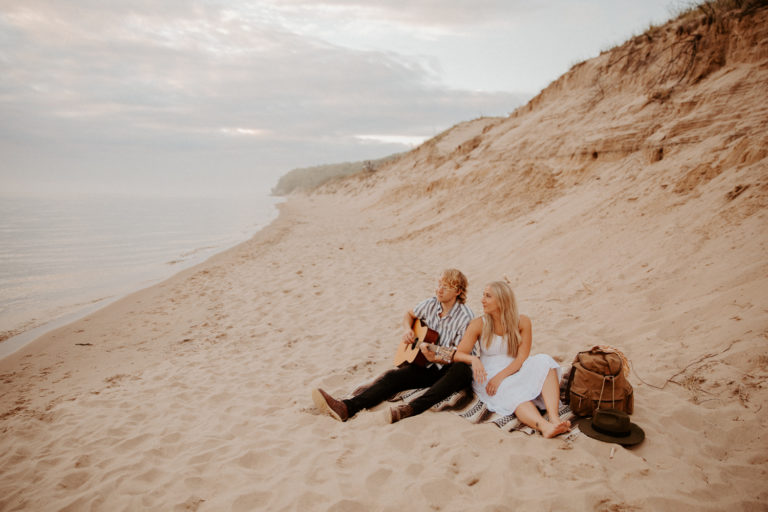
[597,376,607,410]
[596,374,618,411]
[564,364,577,404]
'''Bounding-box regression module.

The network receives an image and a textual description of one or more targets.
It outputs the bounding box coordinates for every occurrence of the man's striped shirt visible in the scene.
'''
[413,296,474,368]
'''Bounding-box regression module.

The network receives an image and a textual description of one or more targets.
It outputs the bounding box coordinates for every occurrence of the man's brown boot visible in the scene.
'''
[312,388,349,422]
[387,404,414,424]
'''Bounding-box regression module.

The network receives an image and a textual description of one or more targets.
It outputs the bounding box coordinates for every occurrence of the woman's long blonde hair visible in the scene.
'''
[481,281,521,357]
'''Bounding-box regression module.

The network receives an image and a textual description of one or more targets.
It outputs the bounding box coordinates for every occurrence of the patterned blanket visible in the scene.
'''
[350,365,581,439]
[390,387,580,440]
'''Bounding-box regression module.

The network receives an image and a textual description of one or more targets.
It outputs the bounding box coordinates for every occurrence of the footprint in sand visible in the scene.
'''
[365,467,393,492]
[235,449,274,471]
[134,467,164,484]
[173,495,205,512]
[57,470,90,490]
[231,491,272,511]
[114,433,153,453]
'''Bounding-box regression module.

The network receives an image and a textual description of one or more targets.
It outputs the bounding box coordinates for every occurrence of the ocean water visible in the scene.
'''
[0,193,281,356]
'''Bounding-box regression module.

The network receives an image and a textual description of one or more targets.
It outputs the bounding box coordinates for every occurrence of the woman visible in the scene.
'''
[454,281,570,438]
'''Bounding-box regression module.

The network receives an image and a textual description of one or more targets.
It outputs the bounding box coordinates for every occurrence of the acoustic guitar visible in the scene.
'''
[393,318,439,367]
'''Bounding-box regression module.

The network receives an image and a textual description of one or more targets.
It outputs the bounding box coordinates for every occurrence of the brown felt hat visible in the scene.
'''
[576,408,645,446]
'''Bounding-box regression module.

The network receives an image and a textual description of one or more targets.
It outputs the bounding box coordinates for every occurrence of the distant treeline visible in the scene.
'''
[271,153,402,196]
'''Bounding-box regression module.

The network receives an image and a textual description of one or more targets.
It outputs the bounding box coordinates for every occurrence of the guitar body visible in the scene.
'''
[393,318,440,367]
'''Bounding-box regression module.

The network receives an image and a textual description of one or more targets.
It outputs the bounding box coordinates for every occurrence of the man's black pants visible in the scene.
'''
[344,362,472,417]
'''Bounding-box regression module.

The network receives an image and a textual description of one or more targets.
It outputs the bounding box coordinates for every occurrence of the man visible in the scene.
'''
[312,268,474,423]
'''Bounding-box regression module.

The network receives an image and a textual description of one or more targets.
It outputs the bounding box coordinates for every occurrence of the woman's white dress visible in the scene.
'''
[472,333,562,416]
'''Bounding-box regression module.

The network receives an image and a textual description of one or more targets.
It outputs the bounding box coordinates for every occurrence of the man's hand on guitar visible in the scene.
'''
[420,343,438,363]
[420,344,455,364]
[393,318,439,367]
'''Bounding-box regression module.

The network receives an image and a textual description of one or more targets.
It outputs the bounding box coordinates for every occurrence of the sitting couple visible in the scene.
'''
[312,268,571,438]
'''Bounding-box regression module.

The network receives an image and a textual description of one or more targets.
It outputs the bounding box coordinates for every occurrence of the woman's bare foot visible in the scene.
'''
[540,419,571,439]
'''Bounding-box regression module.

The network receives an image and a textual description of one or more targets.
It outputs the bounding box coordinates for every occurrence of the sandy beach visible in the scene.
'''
[2,5,768,511]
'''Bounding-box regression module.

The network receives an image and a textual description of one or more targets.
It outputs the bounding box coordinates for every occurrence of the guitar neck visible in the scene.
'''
[425,343,456,363]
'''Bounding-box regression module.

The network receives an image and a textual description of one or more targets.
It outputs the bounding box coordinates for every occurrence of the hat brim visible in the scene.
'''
[576,417,645,446]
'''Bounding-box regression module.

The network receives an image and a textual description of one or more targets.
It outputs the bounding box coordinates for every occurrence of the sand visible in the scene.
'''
[2,6,768,512]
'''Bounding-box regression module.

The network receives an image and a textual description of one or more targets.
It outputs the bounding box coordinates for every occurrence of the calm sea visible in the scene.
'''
[0,193,281,357]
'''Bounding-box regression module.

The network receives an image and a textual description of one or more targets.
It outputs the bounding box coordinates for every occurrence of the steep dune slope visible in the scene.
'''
[309,6,768,506]
[333,5,767,227]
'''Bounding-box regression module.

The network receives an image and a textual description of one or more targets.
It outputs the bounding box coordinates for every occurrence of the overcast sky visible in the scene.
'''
[0,0,679,198]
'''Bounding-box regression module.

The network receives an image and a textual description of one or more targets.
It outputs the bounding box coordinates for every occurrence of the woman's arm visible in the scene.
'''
[453,317,486,383]
[454,317,482,360]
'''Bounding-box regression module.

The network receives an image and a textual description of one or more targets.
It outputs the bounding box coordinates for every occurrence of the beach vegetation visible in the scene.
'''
[666,0,768,25]
[271,153,403,196]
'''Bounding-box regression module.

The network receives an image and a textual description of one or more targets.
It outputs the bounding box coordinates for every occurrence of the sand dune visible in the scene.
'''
[2,5,767,511]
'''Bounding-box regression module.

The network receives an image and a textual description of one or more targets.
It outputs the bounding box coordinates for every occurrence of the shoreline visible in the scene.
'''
[0,197,283,361]
[0,297,119,360]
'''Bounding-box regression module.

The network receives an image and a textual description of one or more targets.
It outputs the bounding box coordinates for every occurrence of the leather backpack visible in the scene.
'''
[565,346,634,417]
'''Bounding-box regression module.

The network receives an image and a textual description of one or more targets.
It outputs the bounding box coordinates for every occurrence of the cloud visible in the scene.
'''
[354,134,428,147]
[258,0,533,29]
[1,0,528,196]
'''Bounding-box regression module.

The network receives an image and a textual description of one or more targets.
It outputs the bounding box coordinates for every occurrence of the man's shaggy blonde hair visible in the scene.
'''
[440,268,468,304]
